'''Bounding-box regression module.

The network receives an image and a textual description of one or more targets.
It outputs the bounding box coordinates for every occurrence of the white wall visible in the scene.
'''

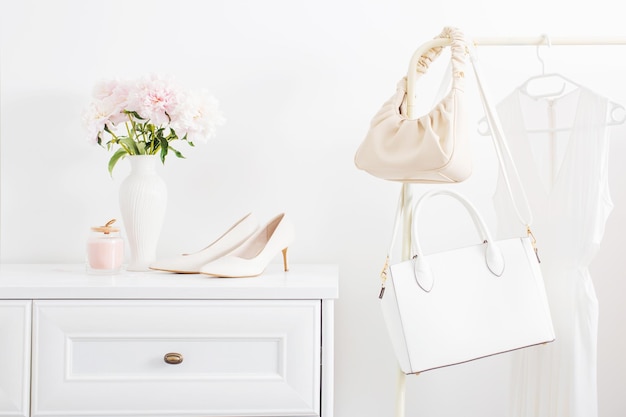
[2,1,625,416]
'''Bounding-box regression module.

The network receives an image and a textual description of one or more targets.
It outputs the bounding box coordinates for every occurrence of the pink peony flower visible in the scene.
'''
[83,73,224,174]
[87,78,131,127]
[172,89,225,144]
[127,74,181,126]
[82,102,110,144]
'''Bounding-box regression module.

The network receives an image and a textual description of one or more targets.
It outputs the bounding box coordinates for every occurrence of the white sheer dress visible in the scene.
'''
[492,87,613,417]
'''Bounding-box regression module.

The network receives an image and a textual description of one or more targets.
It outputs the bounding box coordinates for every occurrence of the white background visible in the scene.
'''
[2,1,625,416]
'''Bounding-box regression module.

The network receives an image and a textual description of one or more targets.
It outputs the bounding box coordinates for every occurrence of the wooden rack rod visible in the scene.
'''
[472,36,626,46]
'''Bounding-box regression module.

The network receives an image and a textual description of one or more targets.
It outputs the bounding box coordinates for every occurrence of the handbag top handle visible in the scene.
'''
[412,190,506,286]
[381,188,506,295]
[406,27,467,119]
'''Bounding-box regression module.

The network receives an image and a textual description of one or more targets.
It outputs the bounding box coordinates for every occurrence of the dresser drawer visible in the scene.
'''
[0,301,31,417]
[31,300,321,417]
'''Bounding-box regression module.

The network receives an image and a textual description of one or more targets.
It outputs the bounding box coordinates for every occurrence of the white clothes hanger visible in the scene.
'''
[477,35,626,136]
[519,35,567,99]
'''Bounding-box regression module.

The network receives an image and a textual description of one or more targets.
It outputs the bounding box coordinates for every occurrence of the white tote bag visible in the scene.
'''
[379,189,555,374]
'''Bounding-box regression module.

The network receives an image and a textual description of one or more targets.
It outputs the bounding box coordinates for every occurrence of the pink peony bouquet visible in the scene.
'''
[83,74,225,174]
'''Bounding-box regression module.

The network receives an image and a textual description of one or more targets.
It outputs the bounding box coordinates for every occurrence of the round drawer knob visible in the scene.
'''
[164,352,184,365]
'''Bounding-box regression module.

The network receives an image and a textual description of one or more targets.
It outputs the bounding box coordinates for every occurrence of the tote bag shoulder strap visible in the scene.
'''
[468,44,541,259]
[467,45,534,231]
[379,189,406,299]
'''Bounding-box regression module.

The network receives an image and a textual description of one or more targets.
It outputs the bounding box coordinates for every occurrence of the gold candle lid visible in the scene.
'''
[91,219,120,234]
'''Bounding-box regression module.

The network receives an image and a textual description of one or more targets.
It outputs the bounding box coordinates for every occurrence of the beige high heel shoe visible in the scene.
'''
[199,213,294,278]
[149,213,259,273]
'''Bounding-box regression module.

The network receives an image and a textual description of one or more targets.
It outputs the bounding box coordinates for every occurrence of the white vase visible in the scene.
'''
[119,155,167,271]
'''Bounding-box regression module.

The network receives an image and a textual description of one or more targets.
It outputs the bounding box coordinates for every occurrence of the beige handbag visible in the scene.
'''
[354,27,470,183]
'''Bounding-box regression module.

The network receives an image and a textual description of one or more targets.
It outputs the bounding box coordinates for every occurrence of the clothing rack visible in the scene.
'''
[473,36,626,46]
[395,34,626,417]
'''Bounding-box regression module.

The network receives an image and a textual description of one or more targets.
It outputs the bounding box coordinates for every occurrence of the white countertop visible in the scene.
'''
[0,263,339,300]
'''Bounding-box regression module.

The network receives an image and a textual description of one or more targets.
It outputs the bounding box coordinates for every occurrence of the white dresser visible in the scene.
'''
[0,263,338,417]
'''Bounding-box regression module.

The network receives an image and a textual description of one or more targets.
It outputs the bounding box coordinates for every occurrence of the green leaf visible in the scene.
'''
[160,139,169,164]
[137,141,147,154]
[119,137,140,155]
[169,145,185,159]
[126,110,145,120]
[108,148,128,176]
[103,124,115,135]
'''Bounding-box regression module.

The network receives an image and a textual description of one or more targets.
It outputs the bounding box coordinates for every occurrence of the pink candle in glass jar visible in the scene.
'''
[87,219,124,273]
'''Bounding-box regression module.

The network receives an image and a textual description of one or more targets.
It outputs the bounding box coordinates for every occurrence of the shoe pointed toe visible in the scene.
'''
[149,213,258,274]
[199,213,294,278]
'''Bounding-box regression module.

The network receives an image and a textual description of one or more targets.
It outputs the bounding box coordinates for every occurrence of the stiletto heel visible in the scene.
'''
[199,213,295,278]
[281,247,289,272]
[149,213,259,273]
